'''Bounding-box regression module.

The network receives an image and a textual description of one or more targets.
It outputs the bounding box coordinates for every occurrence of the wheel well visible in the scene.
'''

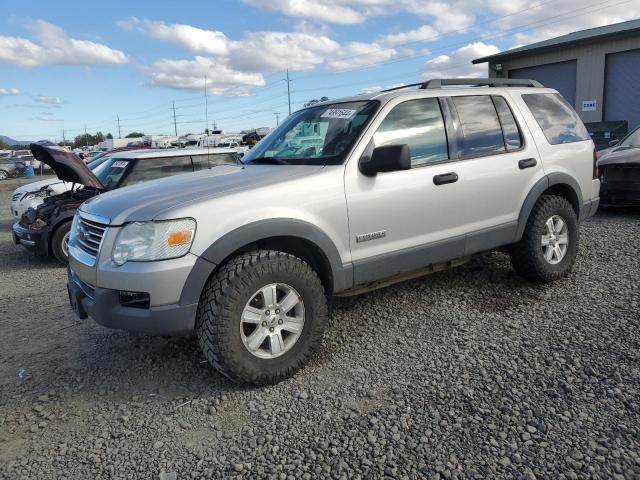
[542,184,580,217]
[48,218,72,252]
[213,236,334,294]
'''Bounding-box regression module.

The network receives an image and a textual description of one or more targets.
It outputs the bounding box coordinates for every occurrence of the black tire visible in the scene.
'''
[196,250,328,385]
[0,169,8,180]
[51,221,72,265]
[510,195,579,283]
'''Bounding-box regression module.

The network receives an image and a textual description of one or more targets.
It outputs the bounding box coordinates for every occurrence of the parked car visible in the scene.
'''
[66,78,600,385]
[0,160,18,180]
[9,146,162,219]
[597,125,640,206]
[13,146,240,264]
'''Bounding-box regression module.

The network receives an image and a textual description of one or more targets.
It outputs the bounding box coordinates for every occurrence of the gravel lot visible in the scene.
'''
[0,176,639,480]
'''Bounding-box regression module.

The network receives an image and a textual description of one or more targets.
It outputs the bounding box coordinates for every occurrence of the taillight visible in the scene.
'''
[593,149,600,179]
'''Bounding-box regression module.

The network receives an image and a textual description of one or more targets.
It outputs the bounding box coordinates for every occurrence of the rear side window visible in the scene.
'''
[122,156,193,186]
[452,96,506,157]
[522,93,589,145]
[191,153,239,170]
[492,96,522,151]
[373,98,449,168]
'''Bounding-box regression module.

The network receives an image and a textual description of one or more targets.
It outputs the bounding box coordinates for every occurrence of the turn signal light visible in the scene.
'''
[167,230,193,247]
[593,148,600,179]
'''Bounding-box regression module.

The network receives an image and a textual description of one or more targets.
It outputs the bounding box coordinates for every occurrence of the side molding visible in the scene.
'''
[515,173,583,241]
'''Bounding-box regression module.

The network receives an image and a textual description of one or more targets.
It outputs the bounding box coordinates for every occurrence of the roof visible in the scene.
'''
[109,147,242,160]
[473,19,640,64]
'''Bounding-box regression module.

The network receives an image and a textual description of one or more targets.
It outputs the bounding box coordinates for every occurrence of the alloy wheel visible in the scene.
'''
[541,214,569,264]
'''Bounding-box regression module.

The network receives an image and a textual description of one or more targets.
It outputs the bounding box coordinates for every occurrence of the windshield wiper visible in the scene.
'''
[249,157,290,165]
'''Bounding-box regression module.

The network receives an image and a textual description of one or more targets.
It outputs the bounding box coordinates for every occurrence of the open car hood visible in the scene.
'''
[30,144,104,189]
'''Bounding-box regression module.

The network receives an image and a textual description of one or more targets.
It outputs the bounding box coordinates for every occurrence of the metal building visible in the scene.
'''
[473,19,640,132]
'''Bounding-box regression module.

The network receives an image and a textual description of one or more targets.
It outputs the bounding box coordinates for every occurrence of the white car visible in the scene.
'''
[10,178,70,219]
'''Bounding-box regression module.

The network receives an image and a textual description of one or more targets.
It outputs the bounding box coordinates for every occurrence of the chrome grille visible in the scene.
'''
[76,216,107,259]
[602,166,640,183]
[12,193,22,201]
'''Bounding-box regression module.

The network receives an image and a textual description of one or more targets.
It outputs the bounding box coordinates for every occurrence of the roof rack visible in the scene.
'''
[379,82,424,93]
[420,78,544,89]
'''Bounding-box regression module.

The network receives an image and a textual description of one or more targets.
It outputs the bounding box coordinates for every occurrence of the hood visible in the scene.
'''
[597,145,640,167]
[30,144,103,189]
[81,164,325,225]
[14,178,64,195]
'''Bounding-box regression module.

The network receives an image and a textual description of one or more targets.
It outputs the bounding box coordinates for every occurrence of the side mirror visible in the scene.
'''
[360,144,411,176]
[609,139,620,147]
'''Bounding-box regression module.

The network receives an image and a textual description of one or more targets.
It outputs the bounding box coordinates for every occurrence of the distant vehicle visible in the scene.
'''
[0,160,18,180]
[598,125,640,206]
[13,145,240,264]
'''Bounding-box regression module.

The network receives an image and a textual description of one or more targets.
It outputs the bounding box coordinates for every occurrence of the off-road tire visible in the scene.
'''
[196,250,328,385]
[51,221,72,265]
[510,195,579,283]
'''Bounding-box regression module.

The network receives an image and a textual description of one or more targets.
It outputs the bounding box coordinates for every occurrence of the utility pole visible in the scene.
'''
[62,128,66,147]
[286,69,292,115]
[172,102,178,136]
[117,115,122,139]
[274,112,280,126]
[204,75,209,134]
[84,125,88,148]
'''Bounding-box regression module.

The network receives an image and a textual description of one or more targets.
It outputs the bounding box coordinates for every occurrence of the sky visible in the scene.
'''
[0,0,637,142]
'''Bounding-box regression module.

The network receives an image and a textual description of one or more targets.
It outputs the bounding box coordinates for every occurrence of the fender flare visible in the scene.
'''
[179,219,351,306]
[515,173,583,241]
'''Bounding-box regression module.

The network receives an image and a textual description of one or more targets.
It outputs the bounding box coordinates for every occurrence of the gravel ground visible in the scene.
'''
[0,176,639,480]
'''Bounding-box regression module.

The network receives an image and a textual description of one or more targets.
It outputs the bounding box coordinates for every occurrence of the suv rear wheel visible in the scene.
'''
[510,195,579,283]
[196,250,328,384]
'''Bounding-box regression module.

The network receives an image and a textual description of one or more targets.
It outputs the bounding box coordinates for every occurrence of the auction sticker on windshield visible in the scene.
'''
[321,108,357,119]
[111,161,129,168]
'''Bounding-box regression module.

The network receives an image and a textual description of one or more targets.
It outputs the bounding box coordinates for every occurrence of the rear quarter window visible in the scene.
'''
[522,93,590,145]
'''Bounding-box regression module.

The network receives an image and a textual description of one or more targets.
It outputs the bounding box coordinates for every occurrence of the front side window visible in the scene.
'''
[92,158,132,190]
[121,156,193,186]
[522,93,590,145]
[452,95,506,157]
[373,98,448,168]
[242,101,379,166]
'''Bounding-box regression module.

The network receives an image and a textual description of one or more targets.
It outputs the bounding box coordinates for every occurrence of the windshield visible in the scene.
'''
[92,157,133,190]
[620,127,640,148]
[242,101,379,165]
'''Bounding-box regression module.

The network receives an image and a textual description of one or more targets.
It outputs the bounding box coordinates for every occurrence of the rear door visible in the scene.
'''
[443,93,545,254]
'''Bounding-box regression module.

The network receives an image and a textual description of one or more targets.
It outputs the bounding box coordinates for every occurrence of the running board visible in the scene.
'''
[336,256,472,297]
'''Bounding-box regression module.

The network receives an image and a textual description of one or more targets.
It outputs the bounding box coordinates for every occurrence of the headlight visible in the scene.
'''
[112,218,196,266]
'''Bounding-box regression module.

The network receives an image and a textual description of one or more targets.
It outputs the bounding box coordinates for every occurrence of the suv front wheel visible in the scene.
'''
[510,195,579,283]
[196,250,328,384]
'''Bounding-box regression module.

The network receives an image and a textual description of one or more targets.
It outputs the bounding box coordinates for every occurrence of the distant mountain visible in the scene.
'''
[1,135,38,146]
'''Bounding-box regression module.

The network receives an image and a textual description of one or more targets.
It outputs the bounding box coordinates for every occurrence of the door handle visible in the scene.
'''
[433,172,459,185]
[518,158,537,169]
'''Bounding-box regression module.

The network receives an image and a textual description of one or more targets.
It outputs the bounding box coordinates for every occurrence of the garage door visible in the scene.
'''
[509,60,577,106]
[604,48,640,131]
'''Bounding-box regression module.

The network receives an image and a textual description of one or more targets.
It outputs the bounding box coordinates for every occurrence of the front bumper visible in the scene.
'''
[12,222,48,256]
[67,270,198,335]
[67,249,205,335]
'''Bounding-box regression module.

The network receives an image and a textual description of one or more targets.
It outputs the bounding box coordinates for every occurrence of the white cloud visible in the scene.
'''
[146,56,266,96]
[0,88,20,96]
[0,20,128,67]
[117,17,230,55]
[327,42,397,71]
[228,32,340,73]
[422,42,499,78]
[241,0,366,25]
[379,25,438,46]
[35,95,64,106]
[31,111,63,122]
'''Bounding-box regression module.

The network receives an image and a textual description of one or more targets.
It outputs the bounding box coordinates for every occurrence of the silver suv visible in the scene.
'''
[67,78,600,384]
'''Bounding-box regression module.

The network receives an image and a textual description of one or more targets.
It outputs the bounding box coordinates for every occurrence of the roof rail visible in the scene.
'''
[420,78,544,89]
[379,82,424,93]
